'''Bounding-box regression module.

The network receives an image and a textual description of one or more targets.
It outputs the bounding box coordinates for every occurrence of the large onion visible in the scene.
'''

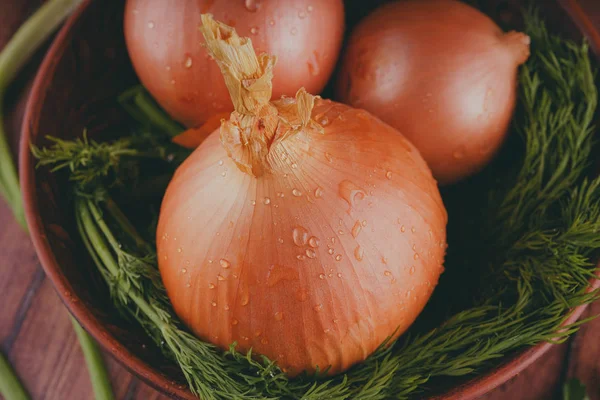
[157,15,447,376]
[336,0,530,184]
[124,0,345,128]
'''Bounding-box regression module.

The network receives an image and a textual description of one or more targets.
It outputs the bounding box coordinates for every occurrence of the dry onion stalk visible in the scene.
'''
[157,14,447,376]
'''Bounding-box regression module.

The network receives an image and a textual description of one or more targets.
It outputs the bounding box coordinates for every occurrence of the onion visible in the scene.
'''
[336,0,530,185]
[124,0,345,128]
[157,15,447,376]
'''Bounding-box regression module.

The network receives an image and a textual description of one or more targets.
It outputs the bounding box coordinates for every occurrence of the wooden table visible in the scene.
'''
[1,2,599,399]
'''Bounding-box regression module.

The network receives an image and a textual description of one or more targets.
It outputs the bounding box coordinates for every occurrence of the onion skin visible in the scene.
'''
[336,0,530,185]
[124,0,345,128]
[157,99,447,376]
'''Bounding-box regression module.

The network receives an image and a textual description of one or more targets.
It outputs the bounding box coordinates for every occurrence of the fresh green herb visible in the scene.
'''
[0,351,29,400]
[32,7,600,400]
[118,85,184,137]
[72,317,115,400]
[563,378,590,400]
[0,0,84,230]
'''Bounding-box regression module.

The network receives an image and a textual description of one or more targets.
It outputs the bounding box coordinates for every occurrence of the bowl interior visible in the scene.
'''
[20,1,600,399]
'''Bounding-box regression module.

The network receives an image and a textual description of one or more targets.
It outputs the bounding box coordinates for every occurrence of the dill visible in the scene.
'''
[32,8,600,400]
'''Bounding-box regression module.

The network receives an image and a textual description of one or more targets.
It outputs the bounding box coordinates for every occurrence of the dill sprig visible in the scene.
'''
[32,8,600,400]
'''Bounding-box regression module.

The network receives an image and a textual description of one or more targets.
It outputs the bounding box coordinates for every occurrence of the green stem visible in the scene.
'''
[71,318,115,400]
[79,198,169,330]
[0,351,29,400]
[0,0,85,230]
[105,196,152,252]
[118,85,184,137]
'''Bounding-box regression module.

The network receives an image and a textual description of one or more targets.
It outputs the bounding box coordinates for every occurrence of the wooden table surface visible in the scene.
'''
[1,2,600,400]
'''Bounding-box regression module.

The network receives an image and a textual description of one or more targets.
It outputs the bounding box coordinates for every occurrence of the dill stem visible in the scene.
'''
[79,199,169,331]
[0,0,84,230]
[118,85,183,137]
[71,318,114,400]
[0,351,29,400]
[104,196,151,252]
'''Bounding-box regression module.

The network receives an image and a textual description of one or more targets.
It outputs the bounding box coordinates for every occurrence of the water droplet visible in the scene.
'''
[307,5,314,12]
[291,27,298,35]
[354,246,364,261]
[337,273,342,278]
[240,293,250,306]
[261,338,269,345]
[386,171,392,179]
[292,188,302,197]
[221,171,227,177]
[414,253,420,260]
[409,265,416,275]
[209,283,215,289]
[304,248,316,259]
[307,51,320,77]
[181,268,187,274]
[296,288,308,302]
[232,319,239,325]
[177,247,182,253]
[362,220,367,227]
[217,274,226,281]
[314,187,323,198]
[308,236,320,248]
[211,301,217,307]
[298,10,306,18]
[291,163,298,169]
[411,227,416,233]
[319,273,326,280]
[292,226,309,246]
[320,116,329,126]
[251,200,256,206]
[338,230,344,235]
[384,270,392,277]
[412,244,417,251]
[296,255,306,261]
[184,56,193,68]
[220,259,231,269]
[335,254,342,261]
[147,21,155,29]
[244,0,261,12]
[339,180,367,210]
[274,311,284,321]
[224,304,230,310]
[351,221,362,238]
[330,237,336,244]
[401,225,406,233]
[250,26,259,35]
[277,238,284,244]
[382,257,388,264]
[314,304,323,312]
[269,19,275,26]
[453,148,465,159]
[328,248,334,255]
[263,197,271,205]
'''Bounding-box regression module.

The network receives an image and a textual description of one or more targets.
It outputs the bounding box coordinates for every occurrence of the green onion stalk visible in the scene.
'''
[0,0,114,399]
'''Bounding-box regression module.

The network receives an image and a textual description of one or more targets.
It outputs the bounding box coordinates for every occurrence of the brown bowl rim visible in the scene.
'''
[18,0,600,399]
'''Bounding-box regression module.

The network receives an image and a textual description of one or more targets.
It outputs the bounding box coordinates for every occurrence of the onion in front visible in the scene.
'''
[336,0,530,184]
[157,15,447,376]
